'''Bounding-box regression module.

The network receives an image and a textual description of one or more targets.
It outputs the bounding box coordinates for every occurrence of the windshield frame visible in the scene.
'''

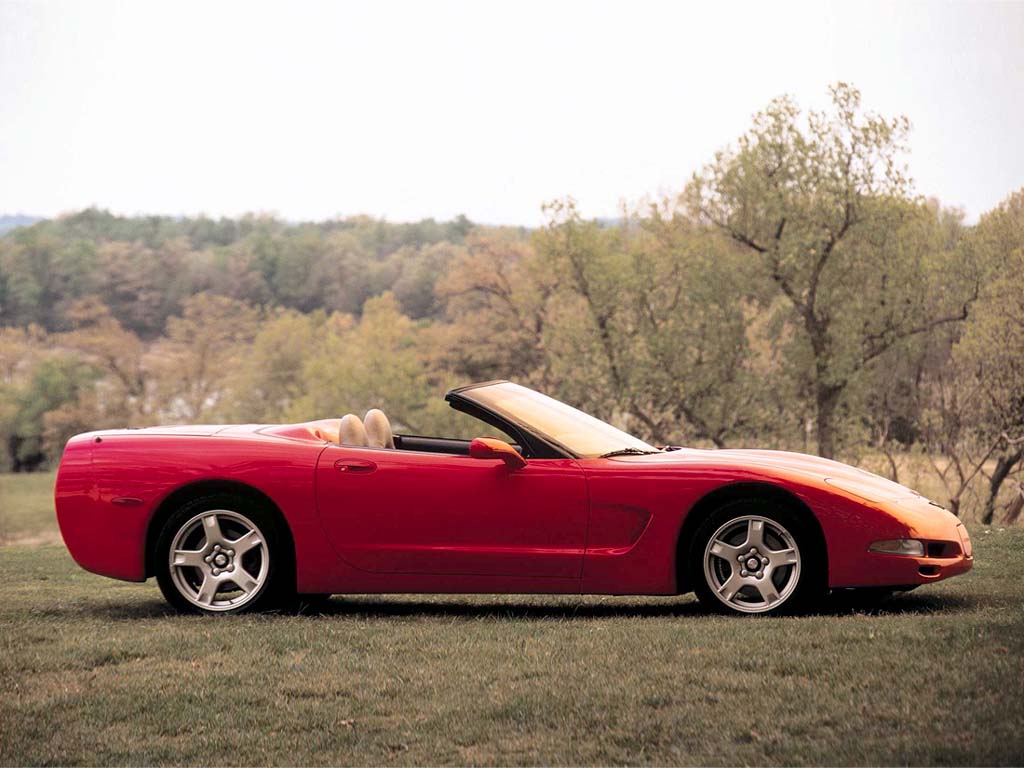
[448,381,658,459]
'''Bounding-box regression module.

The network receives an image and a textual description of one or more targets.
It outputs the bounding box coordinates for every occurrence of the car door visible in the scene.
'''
[315,444,588,579]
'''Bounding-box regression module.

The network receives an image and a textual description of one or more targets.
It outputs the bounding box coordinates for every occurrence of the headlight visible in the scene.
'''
[869,539,925,556]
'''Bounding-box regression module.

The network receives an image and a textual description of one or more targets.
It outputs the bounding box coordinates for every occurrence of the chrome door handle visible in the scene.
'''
[334,459,377,473]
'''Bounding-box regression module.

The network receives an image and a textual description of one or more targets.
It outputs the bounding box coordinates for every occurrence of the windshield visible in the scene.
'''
[461,382,657,458]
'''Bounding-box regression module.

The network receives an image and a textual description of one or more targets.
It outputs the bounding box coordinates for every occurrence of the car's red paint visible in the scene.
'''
[55,390,972,600]
[315,445,586,579]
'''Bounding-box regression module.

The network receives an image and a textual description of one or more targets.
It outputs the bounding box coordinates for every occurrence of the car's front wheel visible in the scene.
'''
[155,494,288,615]
[691,499,822,615]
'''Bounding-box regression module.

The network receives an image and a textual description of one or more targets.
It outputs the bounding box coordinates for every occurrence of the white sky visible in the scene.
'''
[1,0,1022,225]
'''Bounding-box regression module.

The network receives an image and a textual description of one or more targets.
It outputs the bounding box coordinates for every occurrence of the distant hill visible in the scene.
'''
[0,215,41,234]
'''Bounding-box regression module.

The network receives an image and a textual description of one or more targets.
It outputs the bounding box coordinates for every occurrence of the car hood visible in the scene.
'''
[612,448,922,502]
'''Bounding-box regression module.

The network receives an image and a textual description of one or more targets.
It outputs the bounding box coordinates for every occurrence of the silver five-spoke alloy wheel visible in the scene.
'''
[703,515,801,614]
[168,509,269,612]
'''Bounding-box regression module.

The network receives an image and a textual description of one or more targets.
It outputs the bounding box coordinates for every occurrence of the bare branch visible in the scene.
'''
[861,300,973,367]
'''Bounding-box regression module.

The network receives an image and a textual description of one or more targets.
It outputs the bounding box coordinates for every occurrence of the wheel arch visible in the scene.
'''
[675,481,827,593]
[144,479,296,582]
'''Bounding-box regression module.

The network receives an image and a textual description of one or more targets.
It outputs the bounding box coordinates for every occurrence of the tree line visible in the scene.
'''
[2,84,1021,523]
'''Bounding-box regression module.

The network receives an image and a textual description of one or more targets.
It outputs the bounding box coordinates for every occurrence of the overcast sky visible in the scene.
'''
[1,0,1022,225]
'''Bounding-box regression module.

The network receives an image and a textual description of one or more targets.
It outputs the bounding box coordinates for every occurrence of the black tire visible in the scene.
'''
[689,498,825,616]
[155,493,292,615]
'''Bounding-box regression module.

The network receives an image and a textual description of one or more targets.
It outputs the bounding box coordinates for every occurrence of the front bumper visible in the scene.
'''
[821,478,976,589]
[841,519,973,588]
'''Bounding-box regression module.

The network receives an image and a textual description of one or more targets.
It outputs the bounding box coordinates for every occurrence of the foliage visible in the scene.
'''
[0,85,1020,523]
[0,210,473,336]
[220,309,328,424]
[150,293,259,422]
[688,83,976,457]
[436,227,554,387]
[920,191,1024,521]
[535,199,760,446]
[286,293,480,437]
[4,356,99,471]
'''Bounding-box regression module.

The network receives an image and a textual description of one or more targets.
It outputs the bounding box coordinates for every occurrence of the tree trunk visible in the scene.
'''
[948,496,961,518]
[815,383,843,460]
[806,316,843,460]
[1005,487,1024,525]
[982,449,1023,525]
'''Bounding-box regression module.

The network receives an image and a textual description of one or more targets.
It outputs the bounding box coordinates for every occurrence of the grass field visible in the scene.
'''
[1,474,1022,765]
[0,471,60,546]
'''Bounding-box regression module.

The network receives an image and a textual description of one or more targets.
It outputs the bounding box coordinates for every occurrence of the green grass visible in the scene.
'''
[1,473,1022,765]
[0,471,58,545]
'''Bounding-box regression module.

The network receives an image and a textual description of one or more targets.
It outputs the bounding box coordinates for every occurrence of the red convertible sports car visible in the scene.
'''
[55,380,972,616]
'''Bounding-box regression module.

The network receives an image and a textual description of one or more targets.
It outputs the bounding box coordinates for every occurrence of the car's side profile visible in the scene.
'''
[55,381,973,616]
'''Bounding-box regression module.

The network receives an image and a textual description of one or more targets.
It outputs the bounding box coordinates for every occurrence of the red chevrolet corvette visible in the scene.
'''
[55,380,972,616]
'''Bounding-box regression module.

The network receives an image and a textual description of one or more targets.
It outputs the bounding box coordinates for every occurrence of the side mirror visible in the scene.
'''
[469,437,527,470]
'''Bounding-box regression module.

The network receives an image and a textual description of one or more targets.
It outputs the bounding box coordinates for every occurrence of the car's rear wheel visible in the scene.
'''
[691,499,823,615]
[156,494,288,615]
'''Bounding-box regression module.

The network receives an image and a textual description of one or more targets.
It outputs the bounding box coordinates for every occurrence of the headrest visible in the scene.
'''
[364,409,394,449]
[338,414,369,446]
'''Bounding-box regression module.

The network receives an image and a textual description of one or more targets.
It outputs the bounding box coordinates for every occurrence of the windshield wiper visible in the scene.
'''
[599,447,660,458]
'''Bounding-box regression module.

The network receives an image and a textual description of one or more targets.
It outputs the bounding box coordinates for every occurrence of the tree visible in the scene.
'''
[436,228,555,387]
[689,84,974,457]
[58,298,150,424]
[0,326,47,469]
[0,228,94,329]
[150,294,259,422]
[535,199,760,447]
[438,203,776,448]
[93,241,173,337]
[292,293,467,435]
[220,309,327,423]
[953,191,1024,523]
[390,241,462,319]
[6,356,99,471]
